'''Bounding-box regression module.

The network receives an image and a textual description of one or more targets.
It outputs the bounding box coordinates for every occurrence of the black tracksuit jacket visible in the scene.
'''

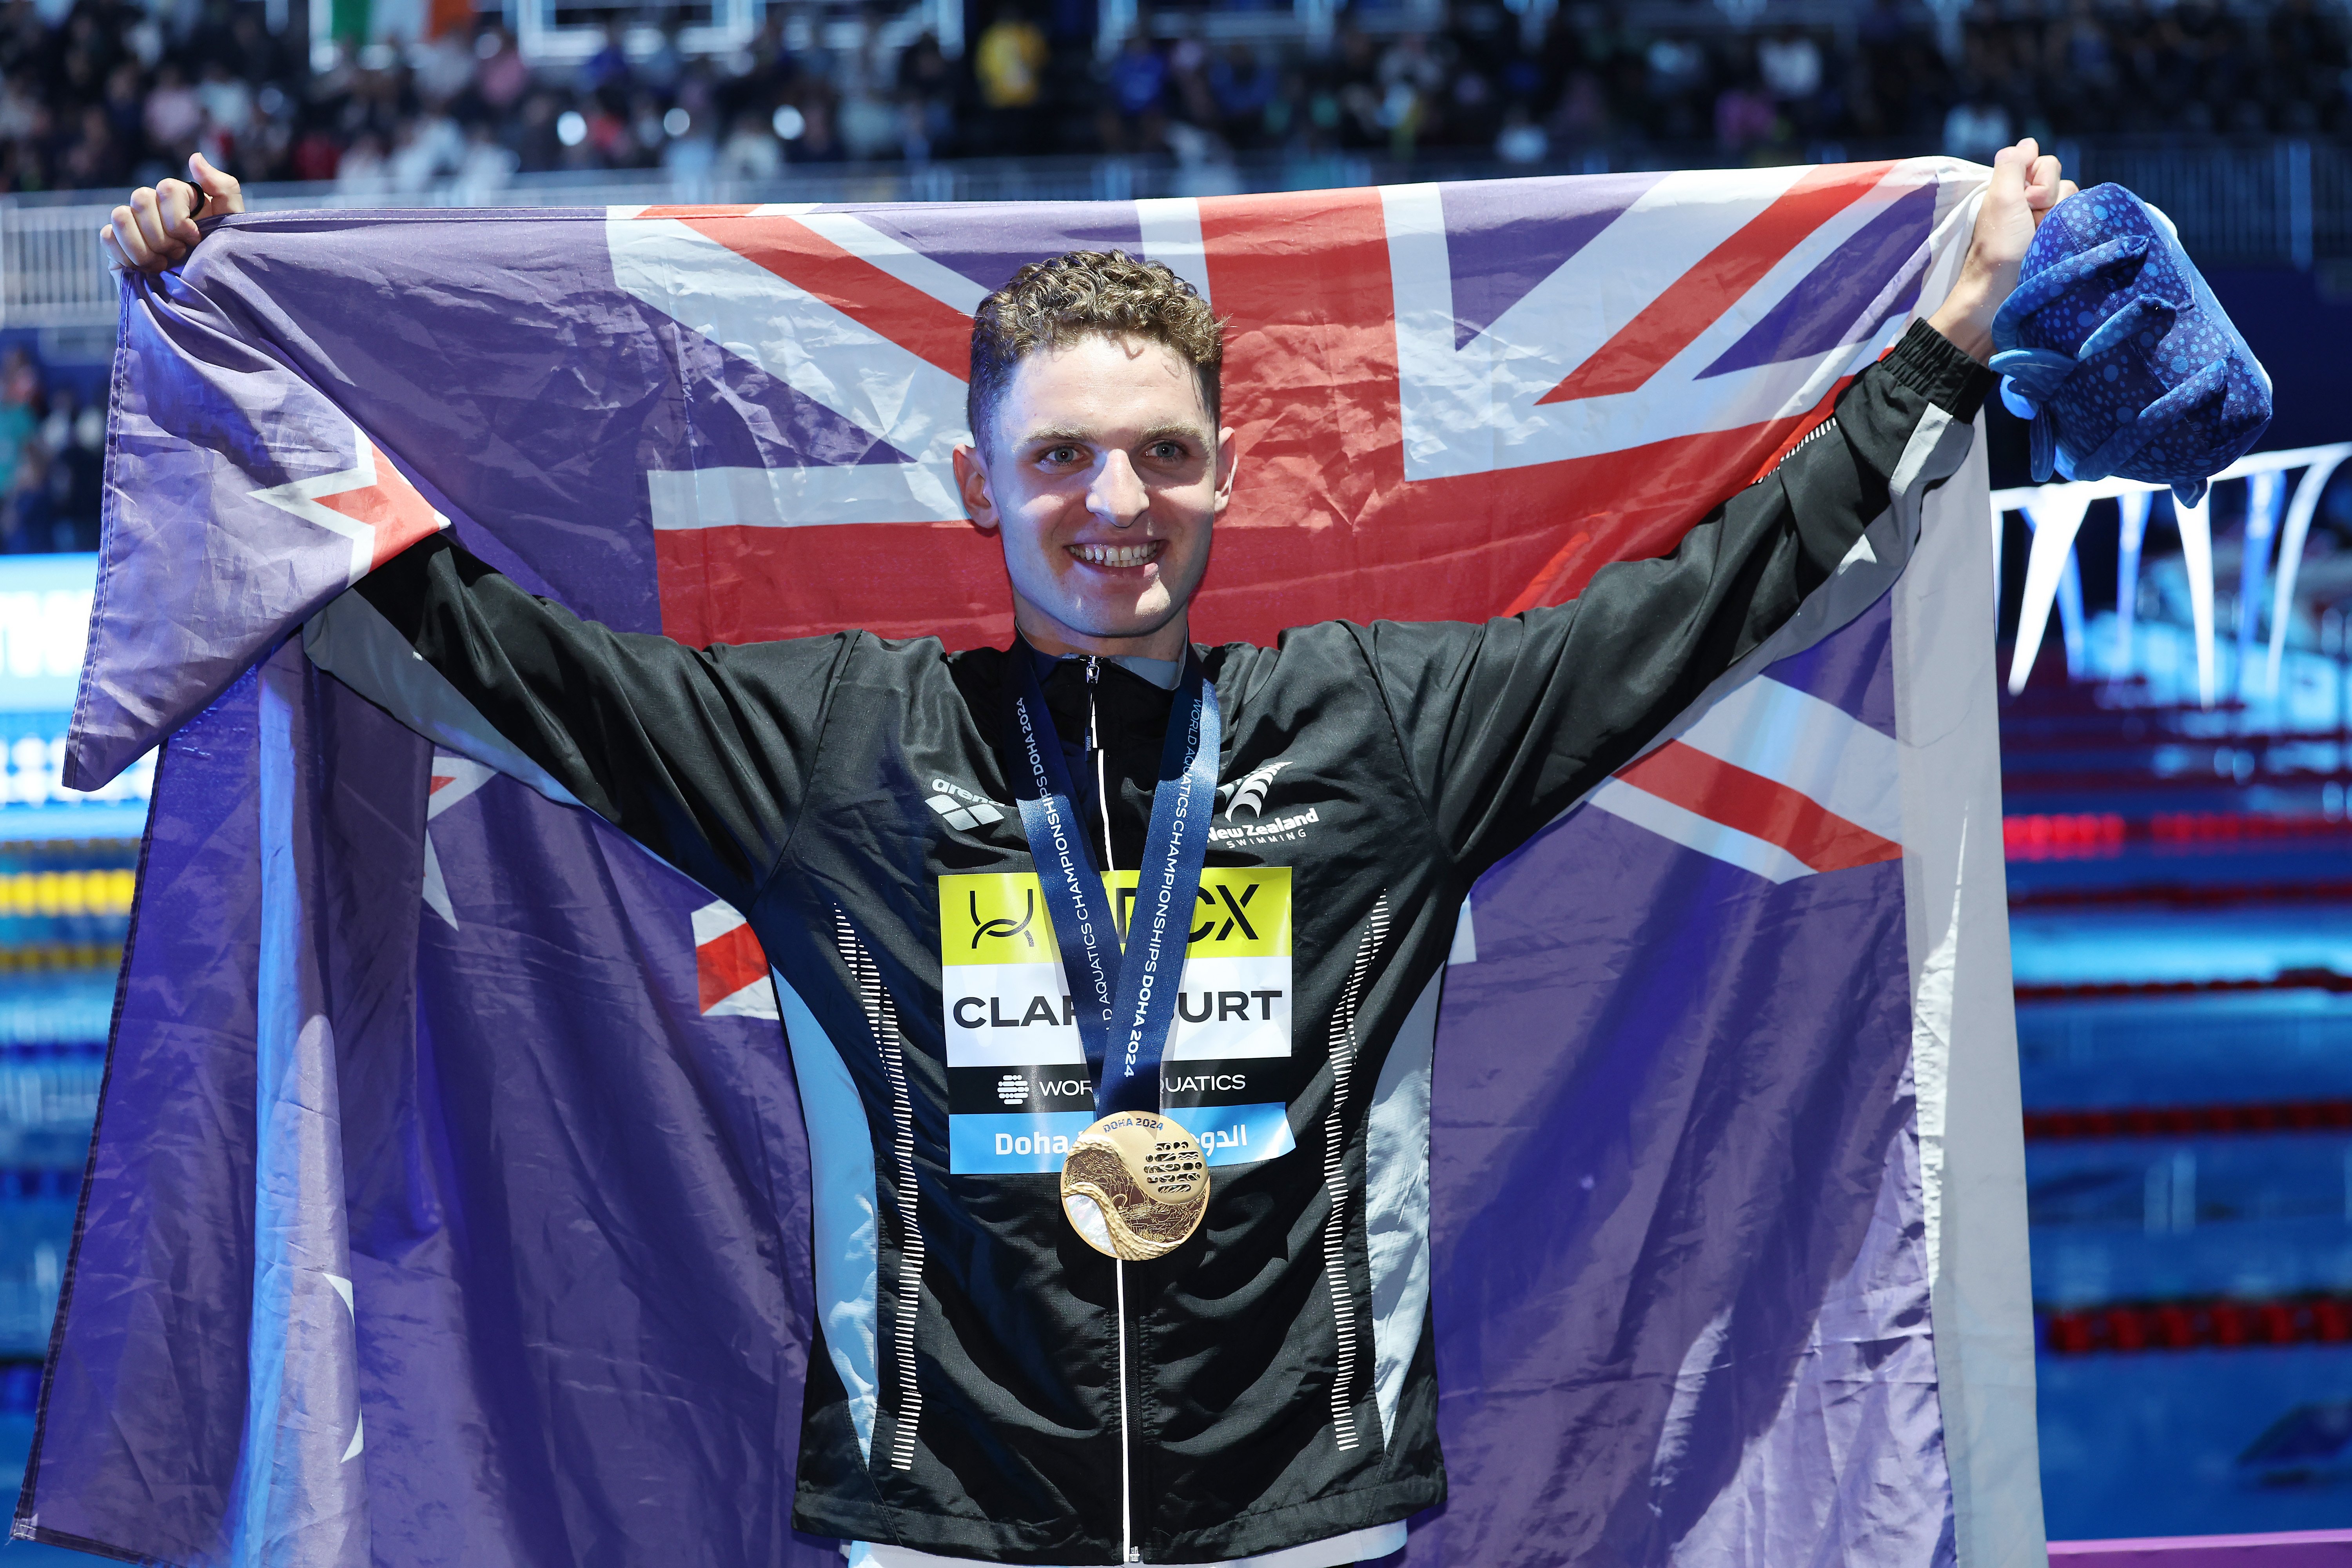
[349,322,1992,1566]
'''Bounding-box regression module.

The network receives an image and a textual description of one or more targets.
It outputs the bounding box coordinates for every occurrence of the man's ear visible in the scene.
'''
[1212,424,1239,516]
[953,442,999,534]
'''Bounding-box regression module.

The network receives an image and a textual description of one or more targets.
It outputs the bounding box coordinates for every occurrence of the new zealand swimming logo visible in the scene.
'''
[1220,761,1291,820]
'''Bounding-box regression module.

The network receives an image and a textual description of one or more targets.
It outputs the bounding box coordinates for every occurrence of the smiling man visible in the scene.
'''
[951,253,1232,667]
[111,148,2066,1568]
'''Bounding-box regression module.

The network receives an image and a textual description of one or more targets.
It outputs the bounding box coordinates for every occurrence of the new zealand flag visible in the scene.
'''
[24,163,2040,1568]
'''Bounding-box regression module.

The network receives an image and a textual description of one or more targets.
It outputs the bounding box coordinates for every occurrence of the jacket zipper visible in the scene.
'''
[1084,657,1140,1564]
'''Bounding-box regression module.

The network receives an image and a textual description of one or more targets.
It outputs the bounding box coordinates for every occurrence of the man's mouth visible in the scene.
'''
[1068,540,1165,569]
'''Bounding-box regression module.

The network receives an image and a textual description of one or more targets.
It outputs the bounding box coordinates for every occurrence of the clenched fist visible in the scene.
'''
[103,152,245,275]
[1926,138,2081,364]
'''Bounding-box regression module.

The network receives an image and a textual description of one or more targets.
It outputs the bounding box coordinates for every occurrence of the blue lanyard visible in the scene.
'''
[1002,643,1220,1117]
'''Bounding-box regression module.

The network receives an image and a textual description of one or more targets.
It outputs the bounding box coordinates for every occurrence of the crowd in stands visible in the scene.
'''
[0,345,105,555]
[0,0,2335,549]
[0,0,2345,200]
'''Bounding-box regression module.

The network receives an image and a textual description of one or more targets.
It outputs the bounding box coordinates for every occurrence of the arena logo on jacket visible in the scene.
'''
[938,867,1298,1174]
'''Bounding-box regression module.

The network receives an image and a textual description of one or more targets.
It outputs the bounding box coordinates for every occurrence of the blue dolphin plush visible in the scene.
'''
[1989,183,2271,506]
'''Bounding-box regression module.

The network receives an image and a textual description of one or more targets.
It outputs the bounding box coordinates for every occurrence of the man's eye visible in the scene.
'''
[1147,441,1187,461]
[1043,446,1082,465]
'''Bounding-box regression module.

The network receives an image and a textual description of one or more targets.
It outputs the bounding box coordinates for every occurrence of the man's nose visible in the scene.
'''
[1087,450,1149,527]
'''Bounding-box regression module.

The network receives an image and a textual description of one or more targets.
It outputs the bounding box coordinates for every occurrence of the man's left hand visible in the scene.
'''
[1927,139,2079,365]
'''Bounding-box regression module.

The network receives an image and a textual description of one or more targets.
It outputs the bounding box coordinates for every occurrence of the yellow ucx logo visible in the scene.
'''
[941,867,1298,1174]
[939,867,1293,1066]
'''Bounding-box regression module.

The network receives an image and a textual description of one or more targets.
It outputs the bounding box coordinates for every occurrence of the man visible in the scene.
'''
[110,145,2069,1568]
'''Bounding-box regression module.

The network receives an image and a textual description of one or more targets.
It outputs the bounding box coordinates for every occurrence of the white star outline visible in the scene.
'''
[252,426,449,588]
[420,754,498,929]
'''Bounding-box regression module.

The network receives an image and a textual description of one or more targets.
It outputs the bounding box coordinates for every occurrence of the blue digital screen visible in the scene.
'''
[0,554,97,713]
[0,555,148,840]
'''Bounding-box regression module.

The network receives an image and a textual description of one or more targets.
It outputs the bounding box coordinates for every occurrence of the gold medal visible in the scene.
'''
[1059,1111,1210,1260]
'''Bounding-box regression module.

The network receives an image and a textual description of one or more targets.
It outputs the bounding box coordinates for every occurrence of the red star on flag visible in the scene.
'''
[254,427,449,588]
[427,755,495,820]
[693,902,778,1019]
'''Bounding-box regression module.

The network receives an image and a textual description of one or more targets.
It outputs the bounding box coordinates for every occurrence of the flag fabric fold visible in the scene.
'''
[27,165,2040,1568]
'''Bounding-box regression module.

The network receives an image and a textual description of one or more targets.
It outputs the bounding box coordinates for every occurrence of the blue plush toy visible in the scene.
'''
[1989,183,2271,506]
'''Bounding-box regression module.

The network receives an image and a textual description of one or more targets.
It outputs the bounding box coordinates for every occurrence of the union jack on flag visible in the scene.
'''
[36,163,2041,1568]
[603,161,1968,880]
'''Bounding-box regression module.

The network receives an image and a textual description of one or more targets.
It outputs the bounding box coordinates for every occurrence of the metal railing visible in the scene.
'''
[1996,443,2352,710]
[7,138,2348,330]
[1,203,118,332]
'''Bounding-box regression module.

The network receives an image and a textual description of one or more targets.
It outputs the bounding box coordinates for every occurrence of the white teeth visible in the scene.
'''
[1071,542,1161,568]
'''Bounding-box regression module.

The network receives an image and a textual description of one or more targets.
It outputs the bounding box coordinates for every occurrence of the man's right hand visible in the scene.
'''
[103,152,244,275]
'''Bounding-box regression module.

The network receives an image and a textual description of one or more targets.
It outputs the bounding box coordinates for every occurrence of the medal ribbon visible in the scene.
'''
[1003,642,1220,1118]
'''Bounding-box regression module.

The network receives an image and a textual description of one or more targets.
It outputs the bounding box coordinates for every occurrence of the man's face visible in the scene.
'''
[953,333,1236,659]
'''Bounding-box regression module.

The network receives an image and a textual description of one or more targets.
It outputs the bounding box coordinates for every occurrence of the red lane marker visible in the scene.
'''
[2044,1294,2352,1355]
[2011,879,2352,911]
[1616,739,1900,873]
[2025,1098,2352,1141]
[2016,969,2352,1002]
[1539,162,1896,405]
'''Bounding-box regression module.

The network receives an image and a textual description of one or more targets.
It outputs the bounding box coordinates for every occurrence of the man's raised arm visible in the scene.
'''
[112,157,845,907]
[1361,141,2070,881]
[1362,317,1993,880]
[350,534,848,909]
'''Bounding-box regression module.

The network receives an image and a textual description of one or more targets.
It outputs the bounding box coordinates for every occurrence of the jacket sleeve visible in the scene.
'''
[1363,319,1995,880]
[353,534,851,907]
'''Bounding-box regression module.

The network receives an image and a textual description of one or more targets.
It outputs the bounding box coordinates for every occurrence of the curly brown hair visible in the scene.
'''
[966,250,1224,451]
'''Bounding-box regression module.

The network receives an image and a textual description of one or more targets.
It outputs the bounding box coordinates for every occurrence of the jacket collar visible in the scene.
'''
[1024,643,1185,692]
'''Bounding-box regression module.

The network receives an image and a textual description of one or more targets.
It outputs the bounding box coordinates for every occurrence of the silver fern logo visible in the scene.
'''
[1220,760,1291,819]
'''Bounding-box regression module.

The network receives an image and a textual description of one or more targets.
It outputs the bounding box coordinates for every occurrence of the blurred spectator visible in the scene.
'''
[834,12,905,161]
[1167,29,1218,133]
[1549,69,1608,146]
[475,27,529,114]
[334,129,388,194]
[1758,30,1823,100]
[1209,43,1278,149]
[5,445,54,556]
[453,118,517,199]
[142,63,199,151]
[1102,28,1168,153]
[0,347,43,554]
[389,109,463,189]
[1944,97,2012,161]
[196,62,252,143]
[975,4,1047,109]
[38,387,102,551]
[1715,78,1777,152]
[897,30,957,160]
[973,2,1047,154]
[1495,102,1546,163]
[1376,32,1446,153]
[0,350,35,500]
[714,112,782,181]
